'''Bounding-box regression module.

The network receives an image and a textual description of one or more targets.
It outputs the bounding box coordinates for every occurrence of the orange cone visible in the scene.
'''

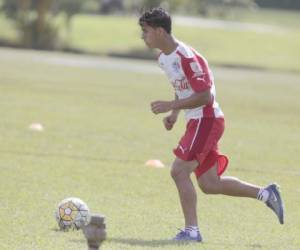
[145,159,165,168]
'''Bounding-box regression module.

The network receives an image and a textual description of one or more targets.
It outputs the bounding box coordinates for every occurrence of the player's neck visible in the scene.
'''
[159,35,179,55]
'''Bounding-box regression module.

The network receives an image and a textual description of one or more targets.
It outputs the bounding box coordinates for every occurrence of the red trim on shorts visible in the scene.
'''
[194,151,228,178]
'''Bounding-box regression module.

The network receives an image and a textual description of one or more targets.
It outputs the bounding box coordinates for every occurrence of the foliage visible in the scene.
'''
[0,0,54,49]
[52,0,84,32]
[0,0,87,49]
[255,0,300,10]
[100,0,124,14]
[124,0,256,16]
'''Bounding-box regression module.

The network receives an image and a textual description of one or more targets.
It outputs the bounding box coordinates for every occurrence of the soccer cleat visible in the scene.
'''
[265,183,284,224]
[173,229,202,242]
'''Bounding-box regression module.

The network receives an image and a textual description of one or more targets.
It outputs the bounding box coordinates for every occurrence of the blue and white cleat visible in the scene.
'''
[265,183,284,224]
[173,229,202,242]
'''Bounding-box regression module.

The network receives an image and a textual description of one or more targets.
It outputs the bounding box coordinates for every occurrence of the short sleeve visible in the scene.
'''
[177,51,212,93]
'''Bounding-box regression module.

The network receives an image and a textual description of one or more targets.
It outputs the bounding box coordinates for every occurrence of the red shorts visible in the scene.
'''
[173,118,228,178]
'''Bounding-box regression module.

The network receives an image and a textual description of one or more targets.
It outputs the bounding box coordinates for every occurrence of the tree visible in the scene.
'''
[99,0,124,14]
[124,0,256,16]
[1,0,57,49]
[172,0,256,16]
[0,0,85,49]
[53,0,84,31]
[255,0,300,10]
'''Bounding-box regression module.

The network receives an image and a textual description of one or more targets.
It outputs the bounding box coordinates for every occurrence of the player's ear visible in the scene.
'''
[157,27,165,37]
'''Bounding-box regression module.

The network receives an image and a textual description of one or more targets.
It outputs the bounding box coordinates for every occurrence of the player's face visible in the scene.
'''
[141,24,160,48]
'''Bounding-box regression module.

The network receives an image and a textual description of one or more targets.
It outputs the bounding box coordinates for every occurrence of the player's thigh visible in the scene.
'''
[171,157,198,178]
[197,163,220,188]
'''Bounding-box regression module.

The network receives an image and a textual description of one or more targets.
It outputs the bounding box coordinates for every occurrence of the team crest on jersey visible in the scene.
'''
[172,61,181,73]
[190,61,203,78]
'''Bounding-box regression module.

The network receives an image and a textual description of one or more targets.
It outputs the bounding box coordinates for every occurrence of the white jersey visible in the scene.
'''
[158,42,224,121]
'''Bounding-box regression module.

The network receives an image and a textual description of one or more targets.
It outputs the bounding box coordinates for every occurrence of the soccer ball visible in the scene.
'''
[55,197,90,231]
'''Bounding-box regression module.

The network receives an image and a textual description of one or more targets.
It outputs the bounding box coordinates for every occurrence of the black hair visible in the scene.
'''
[139,7,172,34]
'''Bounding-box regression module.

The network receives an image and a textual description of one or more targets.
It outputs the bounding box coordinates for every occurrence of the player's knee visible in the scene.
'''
[170,162,187,181]
[170,165,182,181]
[170,168,177,180]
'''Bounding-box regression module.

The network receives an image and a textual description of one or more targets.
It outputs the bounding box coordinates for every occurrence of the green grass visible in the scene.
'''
[224,8,300,28]
[0,47,300,249]
[69,15,143,53]
[174,26,300,72]
[68,14,300,73]
[1,8,300,72]
[0,14,18,42]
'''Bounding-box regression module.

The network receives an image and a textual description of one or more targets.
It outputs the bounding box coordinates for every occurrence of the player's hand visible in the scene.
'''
[151,101,173,114]
[163,114,177,130]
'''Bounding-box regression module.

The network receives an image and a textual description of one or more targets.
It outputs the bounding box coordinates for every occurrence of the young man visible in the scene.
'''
[139,8,284,242]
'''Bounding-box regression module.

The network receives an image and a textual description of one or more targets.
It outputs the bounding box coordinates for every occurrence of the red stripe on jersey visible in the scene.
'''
[177,49,215,117]
[193,49,215,117]
[203,96,214,117]
[176,50,212,93]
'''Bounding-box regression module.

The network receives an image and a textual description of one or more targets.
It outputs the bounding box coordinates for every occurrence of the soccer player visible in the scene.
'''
[139,7,284,242]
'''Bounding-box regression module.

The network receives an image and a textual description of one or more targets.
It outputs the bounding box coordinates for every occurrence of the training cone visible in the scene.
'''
[145,159,165,168]
[29,123,44,132]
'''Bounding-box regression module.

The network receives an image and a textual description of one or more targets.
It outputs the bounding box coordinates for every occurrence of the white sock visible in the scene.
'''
[257,188,270,202]
[185,226,199,237]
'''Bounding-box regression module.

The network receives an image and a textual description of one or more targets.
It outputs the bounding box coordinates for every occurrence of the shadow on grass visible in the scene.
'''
[108,237,190,247]
[72,237,193,248]
[51,227,81,233]
[209,242,263,248]
[109,238,263,249]
[72,237,263,249]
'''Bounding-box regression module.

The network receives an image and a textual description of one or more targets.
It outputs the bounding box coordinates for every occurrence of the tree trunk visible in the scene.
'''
[36,0,52,36]
[18,0,31,11]
[34,0,55,49]
[18,0,31,47]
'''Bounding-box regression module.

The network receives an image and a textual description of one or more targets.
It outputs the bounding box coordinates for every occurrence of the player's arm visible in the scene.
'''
[152,52,213,114]
[151,90,211,114]
[170,94,180,115]
[172,90,211,110]
[162,94,180,130]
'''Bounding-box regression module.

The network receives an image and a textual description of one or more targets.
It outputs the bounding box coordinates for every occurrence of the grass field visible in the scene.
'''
[68,13,300,73]
[0,47,300,250]
[0,8,300,72]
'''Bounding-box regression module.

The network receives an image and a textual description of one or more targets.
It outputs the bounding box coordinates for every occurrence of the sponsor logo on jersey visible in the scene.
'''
[172,77,189,91]
[190,61,204,78]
